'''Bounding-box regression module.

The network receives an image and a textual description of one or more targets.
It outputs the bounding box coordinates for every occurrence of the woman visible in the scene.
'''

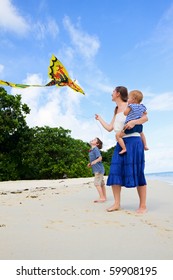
[95,86,148,213]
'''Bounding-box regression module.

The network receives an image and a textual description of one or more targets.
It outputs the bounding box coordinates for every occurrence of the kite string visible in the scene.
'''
[75,113,105,148]
[75,113,116,151]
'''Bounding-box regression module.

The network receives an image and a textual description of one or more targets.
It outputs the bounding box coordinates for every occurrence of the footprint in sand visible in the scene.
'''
[141,219,173,234]
[10,191,22,194]
[0,224,6,228]
[26,195,38,198]
[45,220,64,229]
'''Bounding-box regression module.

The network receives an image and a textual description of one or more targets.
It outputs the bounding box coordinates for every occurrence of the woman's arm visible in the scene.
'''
[124,114,148,130]
[95,114,115,132]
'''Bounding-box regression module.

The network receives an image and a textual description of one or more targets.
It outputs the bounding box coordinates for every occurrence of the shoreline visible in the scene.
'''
[0,177,173,260]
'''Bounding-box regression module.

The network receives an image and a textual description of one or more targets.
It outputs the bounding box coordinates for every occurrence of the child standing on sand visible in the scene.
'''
[116,90,149,154]
[88,137,106,203]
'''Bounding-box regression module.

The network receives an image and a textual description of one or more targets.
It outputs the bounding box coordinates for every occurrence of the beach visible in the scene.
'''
[0,177,173,260]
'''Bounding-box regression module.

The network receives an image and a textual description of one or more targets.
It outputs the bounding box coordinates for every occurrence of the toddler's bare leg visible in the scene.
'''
[116,131,127,154]
[140,132,149,150]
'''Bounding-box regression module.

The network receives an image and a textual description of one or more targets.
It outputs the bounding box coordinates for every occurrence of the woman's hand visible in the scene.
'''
[95,114,100,120]
[124,114,148,130]
[95,113,114,132]
[124,120,136,130]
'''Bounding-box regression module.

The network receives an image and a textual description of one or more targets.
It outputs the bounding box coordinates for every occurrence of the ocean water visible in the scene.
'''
[146,171,173,185]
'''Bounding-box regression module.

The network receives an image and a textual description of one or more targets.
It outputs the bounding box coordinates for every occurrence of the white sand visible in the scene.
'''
[0,177,173,260]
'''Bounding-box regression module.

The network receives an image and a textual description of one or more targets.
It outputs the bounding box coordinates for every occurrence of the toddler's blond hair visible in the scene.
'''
[129,90,143,103]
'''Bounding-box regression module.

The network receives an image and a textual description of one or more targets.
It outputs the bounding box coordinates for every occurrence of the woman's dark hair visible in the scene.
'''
[114,86,128,115]
[115,86,128,102]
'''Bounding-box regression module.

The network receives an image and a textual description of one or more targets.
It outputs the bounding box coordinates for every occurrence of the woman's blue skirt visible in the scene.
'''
[107,136,147,188]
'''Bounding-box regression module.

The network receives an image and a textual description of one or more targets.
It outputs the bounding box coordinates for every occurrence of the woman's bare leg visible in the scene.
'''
[136,185,147,213]
[107,185,121,212]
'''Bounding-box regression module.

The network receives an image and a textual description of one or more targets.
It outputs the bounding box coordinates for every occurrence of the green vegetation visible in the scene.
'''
[0,87,114,181]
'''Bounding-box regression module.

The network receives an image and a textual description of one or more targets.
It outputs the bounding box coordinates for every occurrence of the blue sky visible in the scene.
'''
[0,0,173,173]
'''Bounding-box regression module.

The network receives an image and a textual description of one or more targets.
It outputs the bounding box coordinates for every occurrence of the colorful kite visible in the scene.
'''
[47,55,84,94]
[0,55,85,94]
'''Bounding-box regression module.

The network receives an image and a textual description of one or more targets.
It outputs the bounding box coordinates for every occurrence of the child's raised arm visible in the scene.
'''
[124,106,131,116]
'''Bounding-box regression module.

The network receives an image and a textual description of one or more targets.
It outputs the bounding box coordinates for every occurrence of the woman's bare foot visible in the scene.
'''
[136,207,147,214]
[106,204,120,212]
[94,198,106,203]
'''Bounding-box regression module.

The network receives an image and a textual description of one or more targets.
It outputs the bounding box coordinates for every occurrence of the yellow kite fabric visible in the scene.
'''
[47,55,84,94]
[0,80,43,89]
[0,55,85,94]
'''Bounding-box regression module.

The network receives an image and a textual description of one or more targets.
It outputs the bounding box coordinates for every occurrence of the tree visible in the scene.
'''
[20,126,91,179]
[102,146,115,175]
[0,87,30,180]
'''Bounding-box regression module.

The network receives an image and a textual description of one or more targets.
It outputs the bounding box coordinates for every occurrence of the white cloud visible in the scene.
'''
[47,18,59,39]
[63,16,100,59]
[0,64,4,74]
[0,0,30,35]
[33,18,59,40]
[128,3,173,64]
[146,92,173,111]
[144,122,173,173]
[156,3,173,41]
[145,147,173,173]
[0,1,59,40]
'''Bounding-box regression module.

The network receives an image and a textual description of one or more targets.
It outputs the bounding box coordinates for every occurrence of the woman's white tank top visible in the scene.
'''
[113,112,140,137]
